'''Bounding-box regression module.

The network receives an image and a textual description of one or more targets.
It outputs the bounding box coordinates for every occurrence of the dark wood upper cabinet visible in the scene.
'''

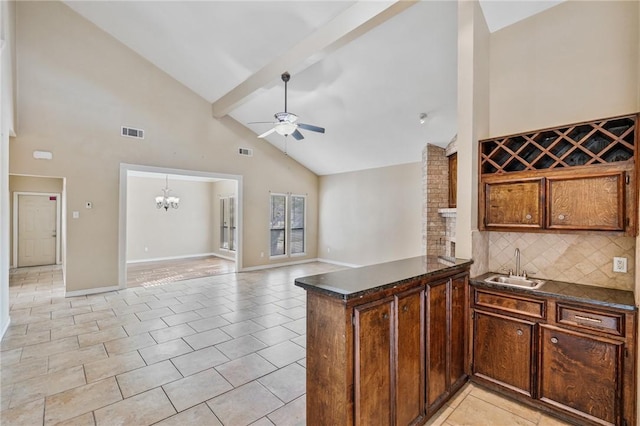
[547,172,625,231]
[483,179,543,229]
[449,153,457,208]
[478,113,638,236]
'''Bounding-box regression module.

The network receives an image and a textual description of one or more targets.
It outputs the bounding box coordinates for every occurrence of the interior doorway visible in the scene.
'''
[10,174,65,271]
[119,164,243,288]
[15,193,59,267]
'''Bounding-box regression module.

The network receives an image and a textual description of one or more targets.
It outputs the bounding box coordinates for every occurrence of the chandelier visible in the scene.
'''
[155,175,180,211]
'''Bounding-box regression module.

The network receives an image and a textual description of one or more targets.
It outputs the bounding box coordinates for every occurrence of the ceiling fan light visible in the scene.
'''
[275,122,297,136]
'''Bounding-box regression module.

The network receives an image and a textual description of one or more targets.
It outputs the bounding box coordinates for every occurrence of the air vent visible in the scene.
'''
[238,148,253,157]
[121,126,145,139]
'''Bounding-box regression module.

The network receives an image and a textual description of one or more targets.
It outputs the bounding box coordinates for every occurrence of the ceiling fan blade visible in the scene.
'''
[298,123,325,134]
[291,129,304,141]
[257,127,276,138]
[248,121,276,125]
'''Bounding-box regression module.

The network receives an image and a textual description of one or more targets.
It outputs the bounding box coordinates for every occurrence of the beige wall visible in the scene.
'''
[318,162,423,267]
[481,0,640,288]
[1,0,17,337]
[490,0,639,137]
[211,179,238,260]
[126,177,216,262]
[10,1,319,293]
[457,0,490,276]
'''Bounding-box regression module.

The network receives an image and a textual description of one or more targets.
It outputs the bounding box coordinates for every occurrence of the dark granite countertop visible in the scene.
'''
[295,256,473,301]
[471,273,637,311]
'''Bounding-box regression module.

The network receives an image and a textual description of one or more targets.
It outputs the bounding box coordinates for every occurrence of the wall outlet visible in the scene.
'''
[613,257,627,273]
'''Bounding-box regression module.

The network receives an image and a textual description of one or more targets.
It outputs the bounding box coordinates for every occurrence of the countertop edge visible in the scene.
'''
[295,257,473,301]
[470,274,637,312]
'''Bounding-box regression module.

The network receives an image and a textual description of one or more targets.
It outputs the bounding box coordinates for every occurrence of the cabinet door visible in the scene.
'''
[547,173,625,231]
[395,288,425,426]
[484,180,543,229]
[426,280,448,411]
[449,153,457,208]
[473,311,535,396]
[354,298,394,426]
[539,326,622,425]
[450,275,467,389]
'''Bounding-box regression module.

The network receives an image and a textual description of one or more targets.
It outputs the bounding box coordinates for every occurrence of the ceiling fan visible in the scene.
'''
[251,72,325,141]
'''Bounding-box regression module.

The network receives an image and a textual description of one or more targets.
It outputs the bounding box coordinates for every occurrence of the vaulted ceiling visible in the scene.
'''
[64,1,563,175]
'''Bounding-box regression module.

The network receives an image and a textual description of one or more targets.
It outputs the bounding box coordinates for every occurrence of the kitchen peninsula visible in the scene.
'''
[295,256,472,426]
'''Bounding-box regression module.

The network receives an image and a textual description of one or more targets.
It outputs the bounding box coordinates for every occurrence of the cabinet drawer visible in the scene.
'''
[474,290,545,319]
[556,304,624,336]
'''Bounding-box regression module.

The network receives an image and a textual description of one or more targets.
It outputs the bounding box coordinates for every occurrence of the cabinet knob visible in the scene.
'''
[383,313,389,319]
[551,337,558,344]
[402,305,408,312]
[525,214,532,220]
[558,214,565,220]
[516,329,523,336]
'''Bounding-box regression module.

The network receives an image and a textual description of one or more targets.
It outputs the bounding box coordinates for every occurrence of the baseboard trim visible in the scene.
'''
[0,316,10,341]
[239,258,319,272]
[316,258,361,268]
[241,258,359,272]
[65,285,121,298]
[126,253,234,264]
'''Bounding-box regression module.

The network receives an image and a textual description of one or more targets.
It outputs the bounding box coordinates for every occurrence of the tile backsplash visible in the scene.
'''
[488,232,635,291]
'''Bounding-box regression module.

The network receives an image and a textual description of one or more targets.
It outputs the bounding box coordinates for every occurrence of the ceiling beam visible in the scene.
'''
[211,0,417,118]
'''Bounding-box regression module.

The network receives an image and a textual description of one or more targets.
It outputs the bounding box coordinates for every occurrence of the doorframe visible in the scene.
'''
[118,163,243,288]
[12,192,62,268]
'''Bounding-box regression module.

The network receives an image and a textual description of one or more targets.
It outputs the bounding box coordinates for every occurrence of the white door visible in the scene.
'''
[18,194,57,267]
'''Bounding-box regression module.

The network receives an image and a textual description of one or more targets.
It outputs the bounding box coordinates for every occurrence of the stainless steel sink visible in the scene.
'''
[484,274,545,289]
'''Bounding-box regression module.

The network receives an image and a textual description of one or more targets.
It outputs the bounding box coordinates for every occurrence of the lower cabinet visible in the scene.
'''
[539,325,622,425]
[472,311,534,397]
[354,298,394,425]
[471,286,637,426]
[353,288,426,426]
[395,287,426,426]
[426,275,468,415]
[307,268,469,426]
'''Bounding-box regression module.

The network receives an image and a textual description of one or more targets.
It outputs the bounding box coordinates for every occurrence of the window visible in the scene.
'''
[290,195,305,255]
[269,193,306,257]
[220,196,236,251]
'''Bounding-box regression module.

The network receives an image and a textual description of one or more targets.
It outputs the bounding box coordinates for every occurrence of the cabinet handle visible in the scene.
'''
[574,315,602,323]
[516,329,523,336]
[525,214,532,220]
[558,214,566,220]
[550,337,558,344]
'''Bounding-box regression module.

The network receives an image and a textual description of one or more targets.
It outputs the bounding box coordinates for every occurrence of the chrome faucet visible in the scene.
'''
[513,248,525,278]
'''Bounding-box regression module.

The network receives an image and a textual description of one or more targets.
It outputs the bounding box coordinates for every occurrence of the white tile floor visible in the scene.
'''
[0,263,571,425]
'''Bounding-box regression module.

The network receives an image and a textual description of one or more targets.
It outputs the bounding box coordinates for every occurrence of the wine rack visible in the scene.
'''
[480,114,636,175]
